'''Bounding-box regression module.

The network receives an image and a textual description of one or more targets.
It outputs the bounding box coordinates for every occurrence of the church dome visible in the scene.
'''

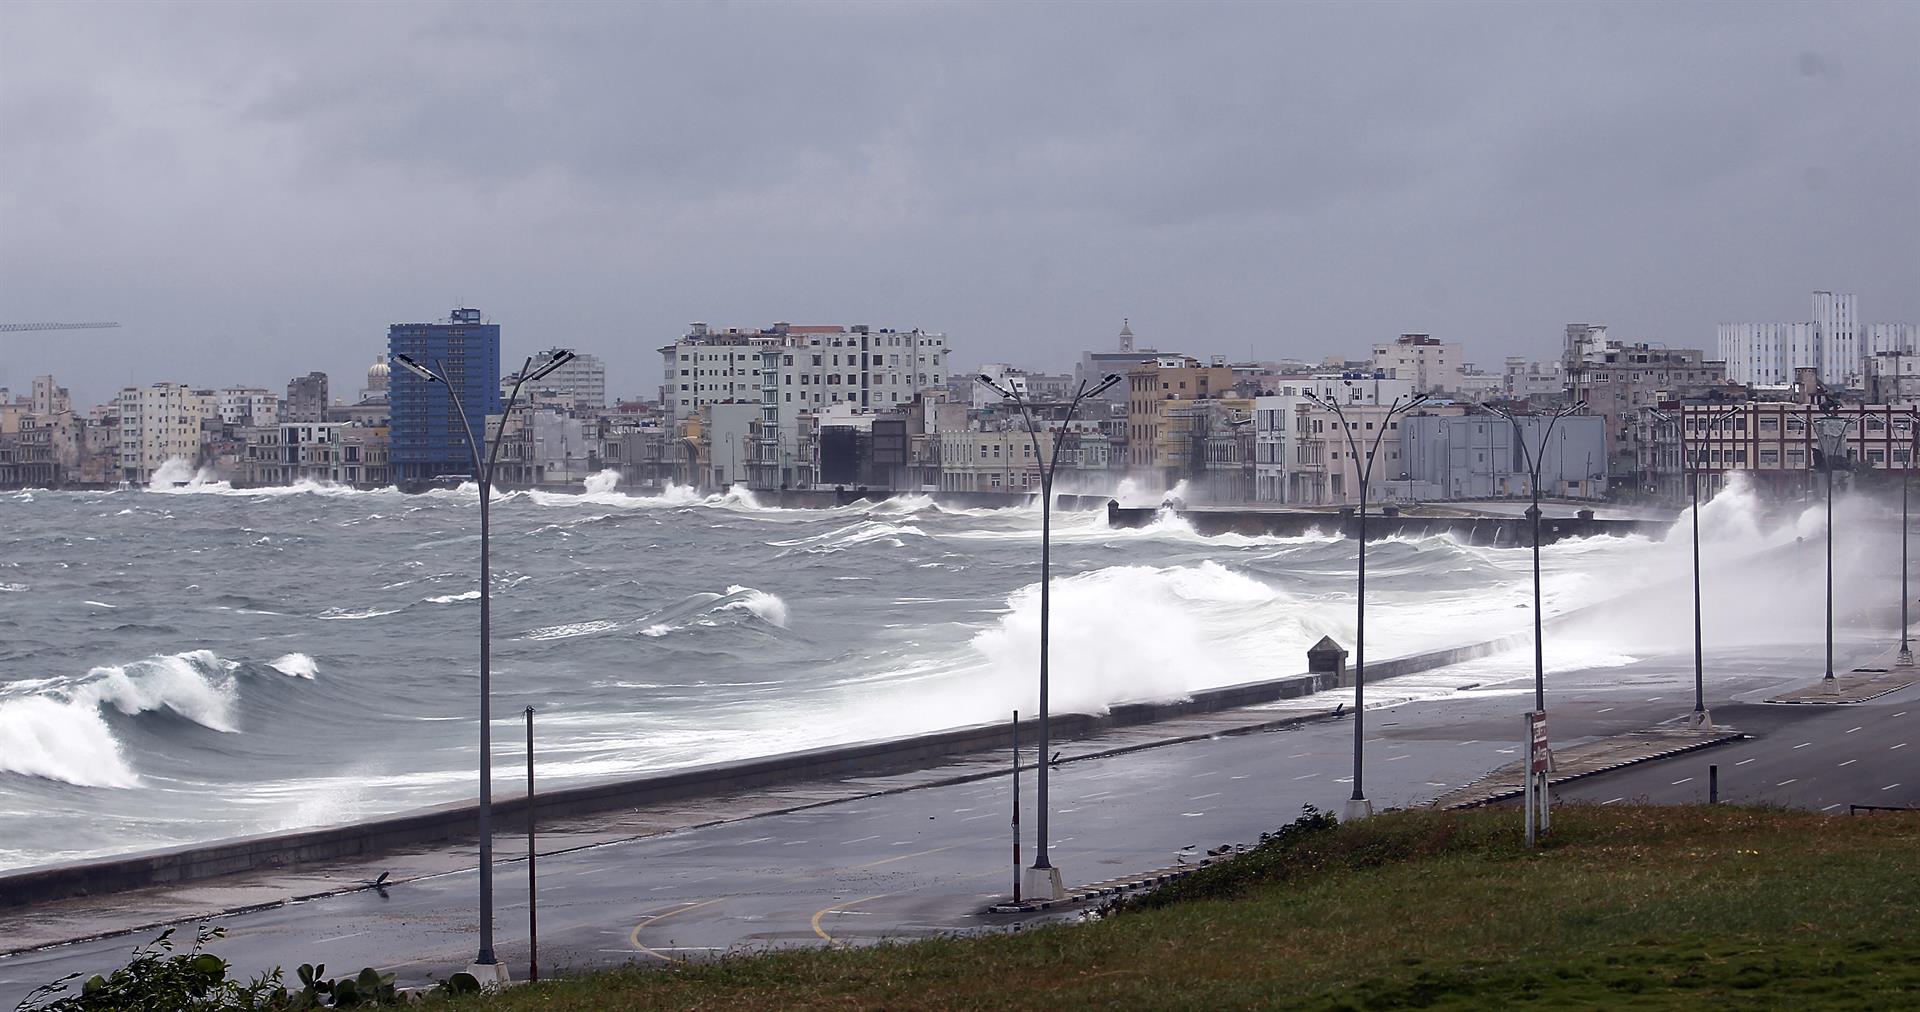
[367,355,390,392]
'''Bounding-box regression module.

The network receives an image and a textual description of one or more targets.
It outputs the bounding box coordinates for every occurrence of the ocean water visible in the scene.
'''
[0,471,1890,869]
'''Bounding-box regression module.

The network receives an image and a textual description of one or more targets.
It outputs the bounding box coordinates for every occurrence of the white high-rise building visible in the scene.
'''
[1717,322,1819,387]
[1810,291,1858,383]
[1864,323,1920,359]
[1719,291,1913,388]
[1370,334,1466,394]
[217,387,279,427]
[663,322,948,421]
[514,348,607,412]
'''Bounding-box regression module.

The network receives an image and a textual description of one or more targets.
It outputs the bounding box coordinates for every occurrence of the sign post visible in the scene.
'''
[1524,711,1550,848]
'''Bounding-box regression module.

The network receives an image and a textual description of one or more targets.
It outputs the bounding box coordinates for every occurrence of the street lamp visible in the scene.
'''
[393,347,575,981]
[1647,403,1745,728]
[1479,400,1587,717]
[977,371,1121,900]
[1811,412,1854,684]
[1300,384,1430,820]
[1901,411,1918,668]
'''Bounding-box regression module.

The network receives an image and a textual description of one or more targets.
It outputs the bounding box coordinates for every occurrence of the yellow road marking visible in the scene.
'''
[852,840,975,869]
[810,893,893,944]
[628,898,724,962]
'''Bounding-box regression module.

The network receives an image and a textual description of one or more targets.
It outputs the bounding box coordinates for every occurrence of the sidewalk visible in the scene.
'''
[1428,728,1745,810]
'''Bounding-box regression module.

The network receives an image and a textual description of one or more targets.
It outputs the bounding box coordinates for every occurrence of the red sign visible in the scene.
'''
[1528,711,1550,774]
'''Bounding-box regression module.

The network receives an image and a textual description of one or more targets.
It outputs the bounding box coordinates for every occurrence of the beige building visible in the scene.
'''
[1126,357,1234,472]
[116,383,219,482]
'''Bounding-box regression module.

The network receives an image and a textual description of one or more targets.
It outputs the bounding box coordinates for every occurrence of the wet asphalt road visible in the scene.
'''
[1,640,1904,1002]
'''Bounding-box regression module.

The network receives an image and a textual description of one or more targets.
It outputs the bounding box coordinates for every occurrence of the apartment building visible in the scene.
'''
[1370,334,1466,394]
[1126,356,1233,471]
[664,322,948,422]
[116,383,218,481]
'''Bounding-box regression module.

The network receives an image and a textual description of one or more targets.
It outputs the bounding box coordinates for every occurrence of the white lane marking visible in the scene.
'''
[1840,759,1858,767]
[315,932,365,944]
[1191,771,1219,778]
[1189,792,1222,801]
[1672,778,1693,785]
[1893,743,1908,750]
[1846,726,1863,734]
[1497,748,1517,754]
[1333,777,1353,784]
[961,813,995,822]
[1894,711,1908,717]
[575,867,613,877]
[1289,753,1309,759]
[1182,812,1207,817]
[1603,797,1624,805]
[1822,803,1844,812]
[1884,783,1904,791]
[782,840,810,846]
[1596,708,1615,713]
[1776,779,1798,786]
[1387,755,1409,761]
[843,835,880,845]
[1736,758,1758,766]
[1228,775,1250,780]
[1793,742,1811,749]
[1293,773,1320,780]
[952,808,975,814]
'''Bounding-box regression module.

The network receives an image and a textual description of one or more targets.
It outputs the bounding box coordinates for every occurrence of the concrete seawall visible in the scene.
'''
[1108,502,1672,546]
[0,634,1517,909]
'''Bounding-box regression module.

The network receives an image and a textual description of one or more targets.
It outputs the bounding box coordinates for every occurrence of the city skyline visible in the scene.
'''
[3,2,1916,408]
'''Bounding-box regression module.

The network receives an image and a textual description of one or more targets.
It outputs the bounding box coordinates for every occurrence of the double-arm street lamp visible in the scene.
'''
[976,372,1121,900]
[1300,384,1429,820]
[1646,403,1746,728]
[393,348,576,980]
[1479,401,1586,718]
[1810,411,1854,685]
[1901,411,1918,668]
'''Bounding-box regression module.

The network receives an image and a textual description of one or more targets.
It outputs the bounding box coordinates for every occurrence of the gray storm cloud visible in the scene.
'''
[1,1,1915,406]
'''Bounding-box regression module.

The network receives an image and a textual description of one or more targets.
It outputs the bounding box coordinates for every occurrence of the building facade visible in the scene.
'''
[388,308,503,483]
[284,372,329,423]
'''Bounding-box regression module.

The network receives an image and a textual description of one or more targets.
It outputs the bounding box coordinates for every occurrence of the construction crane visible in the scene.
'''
[0,321,121,333]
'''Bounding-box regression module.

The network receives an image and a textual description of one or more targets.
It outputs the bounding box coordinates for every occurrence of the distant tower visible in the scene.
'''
[1119,318,1135,355]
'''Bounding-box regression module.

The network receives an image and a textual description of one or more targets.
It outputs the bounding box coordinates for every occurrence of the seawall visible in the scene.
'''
[0,634,1515,909]
[1107,502,1672,546]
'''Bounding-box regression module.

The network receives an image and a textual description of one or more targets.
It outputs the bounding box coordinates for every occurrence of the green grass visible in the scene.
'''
[452,804,1920,1010]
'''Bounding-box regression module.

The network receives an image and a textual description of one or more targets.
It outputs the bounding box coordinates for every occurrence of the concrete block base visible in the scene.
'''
[1342,797,1374,821]
[1022,865,1065,902]
[1898,647,1914,668]
[465,962,511,992]
[1686,708,1713,730]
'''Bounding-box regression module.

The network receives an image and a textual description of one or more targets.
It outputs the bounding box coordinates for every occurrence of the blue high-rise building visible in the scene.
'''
[388,308,502,484]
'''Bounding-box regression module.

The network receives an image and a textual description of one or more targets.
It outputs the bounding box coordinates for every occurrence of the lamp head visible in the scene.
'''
[525,349,577,383]
[393,354,440,382]
[1812,415,1853,458]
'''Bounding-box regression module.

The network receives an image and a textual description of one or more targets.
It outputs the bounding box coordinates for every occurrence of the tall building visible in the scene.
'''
[1370,334,1466,394]
[388,307,502,483]
[217,387,279,427]
[284,372,329,423]
[509,348,606,412]
[1718,291,1913,388]
[662,321,948,421]
[116,383,217,481]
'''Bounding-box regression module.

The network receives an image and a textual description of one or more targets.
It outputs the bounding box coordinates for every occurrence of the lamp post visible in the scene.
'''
[1811,413,1854,684]
[1901,411,1917,667]
[392,347,576,981]
[976,371,1122,899]
[1649,403,1745,727]
[1480,400,1587,716]
[1301,384,1430,820]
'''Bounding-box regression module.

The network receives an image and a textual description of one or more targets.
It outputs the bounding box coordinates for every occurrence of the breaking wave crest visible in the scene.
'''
[0,650,280,788]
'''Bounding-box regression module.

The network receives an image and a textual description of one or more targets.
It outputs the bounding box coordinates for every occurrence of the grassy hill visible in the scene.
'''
[454,804,1919,1010]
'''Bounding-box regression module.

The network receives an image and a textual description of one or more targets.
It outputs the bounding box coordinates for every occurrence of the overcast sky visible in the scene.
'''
[2,1,1915,408]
